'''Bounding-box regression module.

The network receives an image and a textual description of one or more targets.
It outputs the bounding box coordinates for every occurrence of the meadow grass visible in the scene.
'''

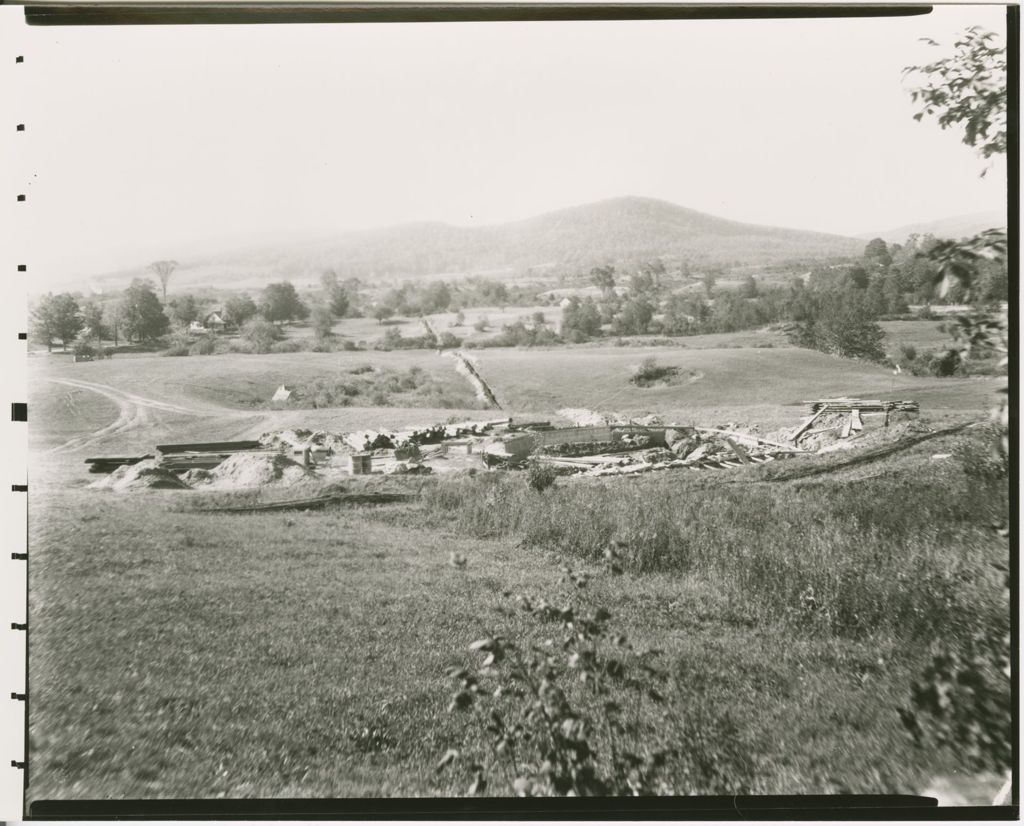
[29,475,986,801]
[417,431,1008,643]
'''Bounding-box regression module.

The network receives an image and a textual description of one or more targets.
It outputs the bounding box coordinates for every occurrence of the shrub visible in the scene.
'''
[526,461,557,493]
[188,335,217,356]
[163,343,190,357]
[72,338,97,358]
[899,344,918,362]
[271,338,304,354]
[438,331,463,349]
[241,317,283,354]
[441,575,676,796]
[631,357,679,386]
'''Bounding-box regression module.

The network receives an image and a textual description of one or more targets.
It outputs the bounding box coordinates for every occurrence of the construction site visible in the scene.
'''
[82,396,928,503]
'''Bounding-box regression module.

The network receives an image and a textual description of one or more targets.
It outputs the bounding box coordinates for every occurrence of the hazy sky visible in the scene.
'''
[0,4,1009,287]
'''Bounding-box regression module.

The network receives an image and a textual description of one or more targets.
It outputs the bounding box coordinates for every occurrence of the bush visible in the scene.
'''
[631,357,679,386]
[241,317,283,354]
[271,338,305,354]
[526,461,557,493]
[438,331,463,349]
[72,338,97,358]
[163,343,191,357]
[188,335,217,356]
[899,344,918,363]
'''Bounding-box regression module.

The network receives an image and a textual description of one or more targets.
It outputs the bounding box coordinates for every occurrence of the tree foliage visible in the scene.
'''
[147,260,179,301]
[241,317,282,353]
[904,27,1007,162]
[168,294,201,327]
[259,281,308,325]
[224,294,258,328]
[119,279,169,343]
[31,292,83,351]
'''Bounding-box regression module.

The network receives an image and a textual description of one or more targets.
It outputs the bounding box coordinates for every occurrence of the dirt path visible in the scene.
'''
[45,378,225,454]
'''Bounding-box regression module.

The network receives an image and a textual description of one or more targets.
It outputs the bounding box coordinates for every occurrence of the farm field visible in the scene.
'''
[25,336,1009,804]
[880,319,957,353]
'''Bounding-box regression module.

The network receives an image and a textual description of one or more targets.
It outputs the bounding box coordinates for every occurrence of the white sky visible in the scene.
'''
[0,4,1010,287]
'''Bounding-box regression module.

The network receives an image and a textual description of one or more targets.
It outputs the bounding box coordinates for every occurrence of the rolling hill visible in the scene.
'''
[82,196,865,294]
[861,209,1007,245]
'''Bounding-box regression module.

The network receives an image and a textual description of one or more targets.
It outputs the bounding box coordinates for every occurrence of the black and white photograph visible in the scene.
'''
[3,1,1014,814]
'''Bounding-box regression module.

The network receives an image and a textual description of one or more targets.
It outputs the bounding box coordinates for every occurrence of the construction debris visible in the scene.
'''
[85,454,154,474]
[804,398,919,414]
[85,397,923,492]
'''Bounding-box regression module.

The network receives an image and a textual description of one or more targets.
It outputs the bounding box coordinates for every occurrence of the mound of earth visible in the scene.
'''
[180,468,214,486]
[205,452,314,489]
[89,459,191,493]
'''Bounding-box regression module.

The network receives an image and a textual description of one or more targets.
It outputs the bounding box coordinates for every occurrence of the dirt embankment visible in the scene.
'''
[447,352,501,409]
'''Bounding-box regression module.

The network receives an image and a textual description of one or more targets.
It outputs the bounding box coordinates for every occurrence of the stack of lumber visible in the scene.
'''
[804,398,919,414]
[155,440,278,472]
[84,455,154,474]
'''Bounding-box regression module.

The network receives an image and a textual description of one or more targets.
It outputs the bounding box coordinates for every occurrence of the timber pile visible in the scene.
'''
[789,398,919,449]
[804,398,919,414]
[538,427,799,477]
[156,440,281,472]
[85,455,154,474]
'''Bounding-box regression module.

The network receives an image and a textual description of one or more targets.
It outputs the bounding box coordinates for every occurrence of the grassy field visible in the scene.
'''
[27,428,1008,801]
[469,345,997,429]
[26,335,1009,802]
[880,320,954,354]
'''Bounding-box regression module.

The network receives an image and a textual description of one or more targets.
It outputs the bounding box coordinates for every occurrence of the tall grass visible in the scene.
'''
[420,454,1007,641]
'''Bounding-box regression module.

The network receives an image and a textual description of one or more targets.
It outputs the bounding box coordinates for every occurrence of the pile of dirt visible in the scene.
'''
[180,468,214,486]
[89,459,191,493]
[205,453,314,489]
[556,408,611,427]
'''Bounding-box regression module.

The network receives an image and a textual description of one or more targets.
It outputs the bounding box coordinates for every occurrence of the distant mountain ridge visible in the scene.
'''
[860,210,1007,245]
[83,196,869,293]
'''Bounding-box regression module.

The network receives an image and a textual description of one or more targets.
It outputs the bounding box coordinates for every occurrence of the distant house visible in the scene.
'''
[204,311,226,332]
[188,320,207,334]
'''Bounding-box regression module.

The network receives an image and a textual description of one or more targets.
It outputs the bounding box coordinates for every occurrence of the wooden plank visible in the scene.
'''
[790,405,829,443]
[851,409,864,432]
[694,427,806,453]
[840,414,853,439]
[156,440,264,454]
[725,438,751,464]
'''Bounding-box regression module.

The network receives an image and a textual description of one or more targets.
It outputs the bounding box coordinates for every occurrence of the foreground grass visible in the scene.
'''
[417,429,1008,643]
[28,434,1005,800]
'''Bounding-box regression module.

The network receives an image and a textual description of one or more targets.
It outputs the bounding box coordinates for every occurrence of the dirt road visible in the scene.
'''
[45,377,224,453]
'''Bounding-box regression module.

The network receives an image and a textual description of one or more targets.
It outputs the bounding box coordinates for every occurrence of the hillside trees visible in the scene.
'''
[787,290,886,361]
[560,297,602,341]
[259,281,308,325]
[168,294,201,328]
[614,296,654,336]
[320,270,351,318]
[31,292,83,352]
[311,303,335,342]
[223,294,258,328]
[80,301,107,346]
[147,260,179,302]
[590,265,616,294]
[120,279,170,343]
[241,317,282,353]
[863,238,893,268]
